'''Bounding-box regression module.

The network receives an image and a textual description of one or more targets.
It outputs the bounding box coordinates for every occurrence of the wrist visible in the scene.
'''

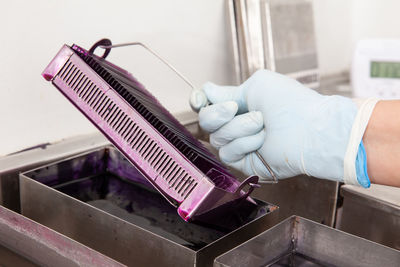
[362,100,400,187]
[299,95,357,182]
[344,98,379,186]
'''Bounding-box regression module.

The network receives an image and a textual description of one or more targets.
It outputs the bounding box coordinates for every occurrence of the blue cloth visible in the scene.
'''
[356,141,371,188]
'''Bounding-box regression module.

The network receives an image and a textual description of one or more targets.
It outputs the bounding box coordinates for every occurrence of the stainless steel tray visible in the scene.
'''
[20,146,279,266]
[338,184,400,250]
[0,133,109,212]
[0,204,123,266]
[250,176,338,226]
[214,215,400,267]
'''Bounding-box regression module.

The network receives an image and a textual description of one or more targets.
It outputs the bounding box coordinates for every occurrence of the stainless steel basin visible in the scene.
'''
[20,146,279,266]
[338,184,400,250]
[0,204,124,266]
[214,215,400,267]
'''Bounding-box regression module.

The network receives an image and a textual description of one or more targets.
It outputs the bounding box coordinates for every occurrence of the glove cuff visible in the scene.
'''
[343,98,379,186]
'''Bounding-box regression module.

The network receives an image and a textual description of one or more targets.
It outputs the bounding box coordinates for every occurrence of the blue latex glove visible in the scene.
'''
[191,70,378,187]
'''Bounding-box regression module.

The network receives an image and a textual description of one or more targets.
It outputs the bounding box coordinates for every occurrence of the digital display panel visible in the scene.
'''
[370,61,400,78]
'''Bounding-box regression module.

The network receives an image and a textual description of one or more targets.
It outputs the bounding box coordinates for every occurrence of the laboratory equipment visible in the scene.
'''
[227,0,265,82]
[227,0,320,88]
[0,134,109,212]
[42,39,261,222]
[214,216,400,267]
[352,39,400,99]
[19,146,279,266]
[338,184,400,250]
[0,204,122,266]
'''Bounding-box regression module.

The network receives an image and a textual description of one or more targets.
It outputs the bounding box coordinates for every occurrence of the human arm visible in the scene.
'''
[363,100,400,187]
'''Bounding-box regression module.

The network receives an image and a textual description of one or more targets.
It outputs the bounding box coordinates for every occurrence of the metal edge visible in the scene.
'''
[0,204,125,266]
[213,215,293,266]
[260,0,275,71]
[297,216,400,266]
[42,45,74,81]
[199,203,279,266]
[226,0,242,85]
[235,0,250,81]
[19,171,196,266]
[0,133,109,210]
[341,186,400,216]
[215,215,400,266]
[245,0,265,73]
[0,133,108,172]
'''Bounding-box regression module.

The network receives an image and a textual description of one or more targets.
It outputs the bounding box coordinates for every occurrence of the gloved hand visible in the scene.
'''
[190,70,378,187]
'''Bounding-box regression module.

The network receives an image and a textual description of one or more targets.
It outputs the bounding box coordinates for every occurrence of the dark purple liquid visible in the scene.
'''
[54,173,224,250]
[51,172,267,250]
[27,148,271,250]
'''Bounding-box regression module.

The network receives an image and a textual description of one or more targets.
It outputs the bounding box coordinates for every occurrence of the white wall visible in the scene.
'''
[0,0,233,156]
[351,0,400,47]
[314,0,400,76]
[2,0,400,156]
[313,0,353,75]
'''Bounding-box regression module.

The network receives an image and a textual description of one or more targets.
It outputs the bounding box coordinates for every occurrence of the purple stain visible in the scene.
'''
[42,73,53,81]
[24,147,272,249]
